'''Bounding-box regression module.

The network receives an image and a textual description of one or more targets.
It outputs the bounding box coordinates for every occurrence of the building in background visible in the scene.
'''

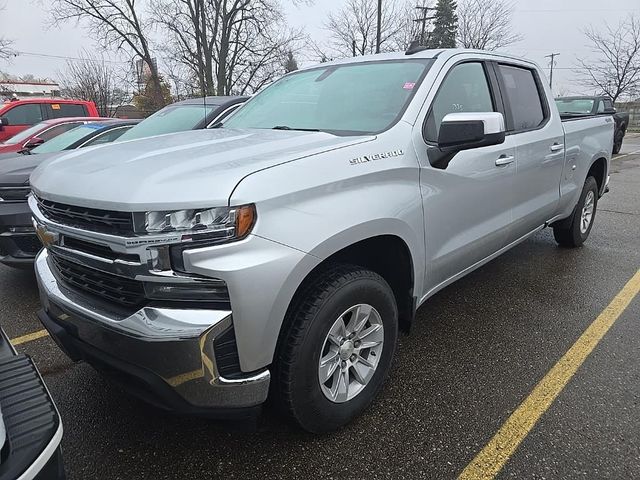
[1,80,61,100]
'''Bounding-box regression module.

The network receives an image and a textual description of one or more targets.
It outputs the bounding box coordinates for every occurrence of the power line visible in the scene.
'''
[14,50,129,65]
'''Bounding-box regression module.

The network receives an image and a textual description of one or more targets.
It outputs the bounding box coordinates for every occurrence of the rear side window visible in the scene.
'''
[603,99,614,111]
[424,62,495,142]
[3,104,43,125]
[498,65,546,131]
[38,122,84,141]
[48,103,88,118]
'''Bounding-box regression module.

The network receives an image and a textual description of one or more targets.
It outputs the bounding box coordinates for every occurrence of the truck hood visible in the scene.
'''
[31,128,373,211]
[0,152,57,185]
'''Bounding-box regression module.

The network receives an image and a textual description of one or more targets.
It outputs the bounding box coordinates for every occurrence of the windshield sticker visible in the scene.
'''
[403,82,416,90]
[350,149,404,165]
[51,104,60,110]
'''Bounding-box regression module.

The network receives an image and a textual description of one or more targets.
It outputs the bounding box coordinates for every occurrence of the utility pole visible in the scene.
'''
[545,52,560,89]
[376,0,382,53]
[414,5,436,46]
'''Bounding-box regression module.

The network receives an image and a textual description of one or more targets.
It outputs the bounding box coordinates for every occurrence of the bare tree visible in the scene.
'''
[0,3,15,61]
[324,0,409,57]
[49,0,167,110]
[456,0,522,51]
[152,0,302,96]
[577,15,640,102]
[57,52,129,116]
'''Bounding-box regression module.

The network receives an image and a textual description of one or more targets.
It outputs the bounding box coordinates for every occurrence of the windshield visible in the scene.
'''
[117,104,217,141]
[556,99,595,114]
[31,124,105,153]
[224,59,433,135]
[2,123,46,144]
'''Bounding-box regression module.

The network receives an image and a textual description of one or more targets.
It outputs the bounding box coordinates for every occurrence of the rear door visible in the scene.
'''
[413,59,517,292]
[493,62,565,240]
[45,103,89,119]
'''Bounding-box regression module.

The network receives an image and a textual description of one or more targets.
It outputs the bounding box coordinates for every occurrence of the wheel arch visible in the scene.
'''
[587,156,608,196]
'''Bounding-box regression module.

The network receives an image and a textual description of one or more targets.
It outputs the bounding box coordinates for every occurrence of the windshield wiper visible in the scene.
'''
[272,125,320,132]
[17,149,32,155]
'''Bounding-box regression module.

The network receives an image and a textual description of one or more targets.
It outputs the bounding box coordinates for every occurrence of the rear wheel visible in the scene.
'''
[553,176,599,248]
[613,129,624,154]
[274,265,398,433]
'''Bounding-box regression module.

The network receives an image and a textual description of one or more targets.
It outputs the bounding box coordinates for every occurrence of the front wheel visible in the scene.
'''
[553,176,599,248]
[274,265,398,433]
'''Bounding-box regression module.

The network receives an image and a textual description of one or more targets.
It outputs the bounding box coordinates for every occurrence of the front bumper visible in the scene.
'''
[0,328,65,480]
[0,202,40,266]
[35,250,270,415]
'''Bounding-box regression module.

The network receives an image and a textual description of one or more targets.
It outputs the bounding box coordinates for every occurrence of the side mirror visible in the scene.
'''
[428,112,506,169]
[24,137,44,149]
[603,108,616,115]
[0,117,8,130]
[438,112,506,150]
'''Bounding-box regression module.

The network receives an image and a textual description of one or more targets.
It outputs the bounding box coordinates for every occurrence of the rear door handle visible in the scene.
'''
[495,155,515,166]
[550,143,564,152]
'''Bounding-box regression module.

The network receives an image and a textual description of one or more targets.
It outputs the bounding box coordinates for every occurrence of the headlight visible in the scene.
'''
[141,204,256,241]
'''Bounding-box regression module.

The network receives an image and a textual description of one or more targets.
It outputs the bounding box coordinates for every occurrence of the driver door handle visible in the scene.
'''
[495,154,515,166]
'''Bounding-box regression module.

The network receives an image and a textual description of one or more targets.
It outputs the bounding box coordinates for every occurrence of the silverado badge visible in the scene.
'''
[350,149,404,165]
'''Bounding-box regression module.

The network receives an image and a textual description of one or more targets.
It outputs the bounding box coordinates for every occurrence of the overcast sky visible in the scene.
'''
[2,0,640,96]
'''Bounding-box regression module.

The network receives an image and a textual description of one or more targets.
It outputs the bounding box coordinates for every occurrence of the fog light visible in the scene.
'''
[143,281,229,303]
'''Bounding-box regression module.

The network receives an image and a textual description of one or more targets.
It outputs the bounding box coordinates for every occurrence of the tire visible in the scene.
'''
[274,264,398,433]
[613,129,624,154]
[553,176,599,248]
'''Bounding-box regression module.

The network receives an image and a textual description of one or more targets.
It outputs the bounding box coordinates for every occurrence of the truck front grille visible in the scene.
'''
[37,196,135,235]
[49,253,145,309]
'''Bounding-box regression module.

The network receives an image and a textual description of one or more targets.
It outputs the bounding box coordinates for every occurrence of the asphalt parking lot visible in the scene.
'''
[2,135,640,480]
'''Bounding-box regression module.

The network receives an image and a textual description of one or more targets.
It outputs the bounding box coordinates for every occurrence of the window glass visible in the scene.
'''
[3,104,43,125]
[38,122,84,141]
[49,103,88,118]
[498,65,545,131]
[597,101,605,113]
[555,99,594,115]
[424,62,494,142]
[83,126,132,146]
[2,122,46,144]
[224,60,433,135]
[117,105,217,141]
[603,99,614,111]
[209,103,241,126]
[31,124,104,153]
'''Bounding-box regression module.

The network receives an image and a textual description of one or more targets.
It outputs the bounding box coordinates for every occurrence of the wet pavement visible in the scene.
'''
[2,135,639,479]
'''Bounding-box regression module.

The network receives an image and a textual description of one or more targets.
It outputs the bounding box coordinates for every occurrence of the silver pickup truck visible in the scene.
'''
[29,48,612,433]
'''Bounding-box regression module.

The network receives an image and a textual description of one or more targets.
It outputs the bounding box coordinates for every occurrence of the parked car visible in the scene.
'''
[116,95,247,142]
[0,98,99,142]
[555,96,629,154]
[0,117,110,155]
[0,326,64,479]
[29,49,612,433]
[0,120,138,267]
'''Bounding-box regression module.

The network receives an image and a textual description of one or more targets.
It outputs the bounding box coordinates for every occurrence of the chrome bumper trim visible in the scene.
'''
[35,250,270,409]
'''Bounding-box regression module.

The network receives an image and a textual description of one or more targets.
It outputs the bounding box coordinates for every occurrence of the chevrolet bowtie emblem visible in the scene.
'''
[35,224,59,248]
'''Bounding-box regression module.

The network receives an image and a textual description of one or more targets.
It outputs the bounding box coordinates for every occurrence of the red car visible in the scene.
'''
[0,117,110,154]
[0,98,100,142]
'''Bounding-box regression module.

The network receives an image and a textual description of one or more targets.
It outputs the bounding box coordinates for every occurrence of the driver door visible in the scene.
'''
[413,60,516,295]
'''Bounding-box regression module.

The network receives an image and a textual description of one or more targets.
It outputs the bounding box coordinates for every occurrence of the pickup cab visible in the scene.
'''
[29,49,612,433]
[0,99,100,143]
[556,96,629,153]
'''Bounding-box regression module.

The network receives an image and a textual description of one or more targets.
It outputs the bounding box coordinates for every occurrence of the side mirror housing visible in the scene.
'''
[603,108,616,115]
[438,112,506,151]
[0,117,8,130]
[428,112,506,169]
[24,137,44,149]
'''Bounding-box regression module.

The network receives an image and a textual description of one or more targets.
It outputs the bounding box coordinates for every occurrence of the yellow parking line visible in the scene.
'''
[10,329,50,346]
[459,268,640,480]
